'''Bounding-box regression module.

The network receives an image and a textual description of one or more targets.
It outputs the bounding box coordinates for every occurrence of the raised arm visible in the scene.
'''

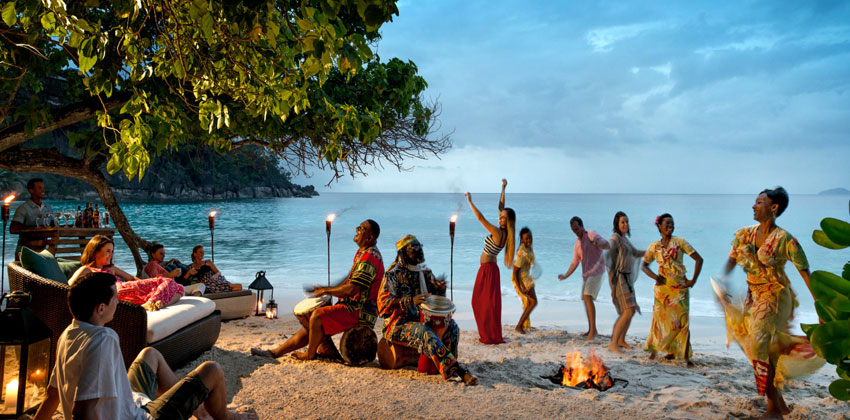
[498,178,507,211]
[466,192,501,238]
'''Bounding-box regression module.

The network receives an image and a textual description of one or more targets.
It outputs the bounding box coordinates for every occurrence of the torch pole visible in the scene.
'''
[326,219,332,287]
[449,216,456,301]
[208,211,216,263]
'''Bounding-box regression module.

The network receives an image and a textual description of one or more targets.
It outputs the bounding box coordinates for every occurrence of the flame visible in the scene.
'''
[327,214,336,223]
[257,299,263,311]
[209,210,217,218]
[562,349,610,387]
[3,193,15,204]
[450,214,458,223]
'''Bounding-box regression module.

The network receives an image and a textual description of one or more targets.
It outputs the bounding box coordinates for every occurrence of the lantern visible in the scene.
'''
[248,271,273,316]
[265,299,278,319]
[0,291,51,418]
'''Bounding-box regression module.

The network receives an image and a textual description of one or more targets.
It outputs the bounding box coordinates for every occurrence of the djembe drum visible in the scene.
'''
[340,326,377,366]
[417,295,456,374]
[292,295,331,317]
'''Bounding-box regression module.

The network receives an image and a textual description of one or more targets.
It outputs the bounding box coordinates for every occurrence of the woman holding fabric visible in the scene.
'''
[642,213,703,366]
[70,235,184,311]
[716,187,823,417]
[607,211,645,353]
[466,178,516,344]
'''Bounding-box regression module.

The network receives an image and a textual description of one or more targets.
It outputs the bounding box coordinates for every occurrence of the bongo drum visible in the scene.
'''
[419,295,455,328]
[340,326,377,366]
[293,295,331,316]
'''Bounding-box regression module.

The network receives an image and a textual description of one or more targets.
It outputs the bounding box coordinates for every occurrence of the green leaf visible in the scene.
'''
[843,262,850,281]
[839,360,850,380]
[810,320,850,364]
[801,323,820,340]
[811,270,850,312]
[828,379,850,401]
[2,2,16,27]
[822,217,850,247]
[201,13,214,40]
[813,230,847,250]
[40,12,56,31]
[106,154,121,174]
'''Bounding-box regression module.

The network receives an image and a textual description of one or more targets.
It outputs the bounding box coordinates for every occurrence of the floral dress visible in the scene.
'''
[643,236,695,361]
[724,225,824,395]
[512,244,535,330]
[91,266,184,311]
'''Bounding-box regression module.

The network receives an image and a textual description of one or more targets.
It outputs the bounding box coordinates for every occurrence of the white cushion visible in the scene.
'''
[146,297,216,343]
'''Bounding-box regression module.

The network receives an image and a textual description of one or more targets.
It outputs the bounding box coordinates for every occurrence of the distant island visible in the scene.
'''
[819,187,850,196]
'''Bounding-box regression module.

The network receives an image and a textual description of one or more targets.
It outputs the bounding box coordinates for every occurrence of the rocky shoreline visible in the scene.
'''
[46,184,318,201]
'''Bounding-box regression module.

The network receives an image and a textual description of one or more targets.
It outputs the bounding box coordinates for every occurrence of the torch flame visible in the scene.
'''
[450,214,458,223]
[209,210,217,218]
[3,193,15,204]
[327,214,336,223]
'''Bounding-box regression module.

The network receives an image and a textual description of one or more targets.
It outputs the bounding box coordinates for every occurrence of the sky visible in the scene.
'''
[292,0,850,194]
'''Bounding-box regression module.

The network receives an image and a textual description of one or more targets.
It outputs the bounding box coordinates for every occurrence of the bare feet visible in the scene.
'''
[228,410,260,420]
[462,372,479,386]
[293,351,314,361]
[250,347,275,358]
[586,330,597,341]
[686,360,695,368]
[608,343,623,354]
[649,352,657,360]
[515,326,526,334]
[664,353,675,360]
[618,341,633,351]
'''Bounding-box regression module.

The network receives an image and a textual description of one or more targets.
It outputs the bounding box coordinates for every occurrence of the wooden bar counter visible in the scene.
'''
[16,227,115,260]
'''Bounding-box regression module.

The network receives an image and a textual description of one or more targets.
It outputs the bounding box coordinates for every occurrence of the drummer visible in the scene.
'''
[377,234,478,385]
[251,219,384,361]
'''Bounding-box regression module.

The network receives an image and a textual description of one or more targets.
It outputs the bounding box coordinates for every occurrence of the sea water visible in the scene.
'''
[5,193,847,329]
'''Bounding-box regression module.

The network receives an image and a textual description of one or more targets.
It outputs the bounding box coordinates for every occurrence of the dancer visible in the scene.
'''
[377,235,477,385]
[607,211,645,353]
[716,187,823,417]
[251,220,383,360]
[558,216,610,340]
[69,235,184,311]
[512,227,537,333]
[642,213,703,366]
[465,178,515,344]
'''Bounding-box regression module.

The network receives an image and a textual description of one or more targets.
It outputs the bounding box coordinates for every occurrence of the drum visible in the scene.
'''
[340,326,377,366]
[293,295,331,316]
[419,295,455,329]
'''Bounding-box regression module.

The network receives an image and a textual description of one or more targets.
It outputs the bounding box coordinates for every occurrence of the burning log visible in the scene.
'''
[542,349,624,392]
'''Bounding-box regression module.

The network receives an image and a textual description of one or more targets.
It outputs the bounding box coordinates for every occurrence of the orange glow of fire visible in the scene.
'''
[3,194,15,204]
[327,214,336,223]
[257,299,263,311]
[209,210,217,218]
[562,349,609,387]
[450,214,457,223]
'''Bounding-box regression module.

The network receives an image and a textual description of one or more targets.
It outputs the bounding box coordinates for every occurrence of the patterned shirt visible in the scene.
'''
[377,263,445,334]
[644,236,696,283]
[340,247,384,327]
[728,225,808,302]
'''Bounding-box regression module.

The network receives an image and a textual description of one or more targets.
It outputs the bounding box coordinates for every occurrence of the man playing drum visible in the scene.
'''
[251,219,384,361]
[377,235,478,385]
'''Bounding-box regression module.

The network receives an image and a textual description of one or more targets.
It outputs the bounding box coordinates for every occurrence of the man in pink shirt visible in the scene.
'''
[558,216,610,341]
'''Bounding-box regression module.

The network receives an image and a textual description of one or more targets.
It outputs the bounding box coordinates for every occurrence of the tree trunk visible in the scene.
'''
[0,146,151,274]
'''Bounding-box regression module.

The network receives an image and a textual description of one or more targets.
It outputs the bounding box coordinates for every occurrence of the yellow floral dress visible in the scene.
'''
[643,236,695,361]
[724,225,824,395]
[512,244,535,330]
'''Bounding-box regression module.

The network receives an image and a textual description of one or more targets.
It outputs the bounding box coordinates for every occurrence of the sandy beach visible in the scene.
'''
[170,292,847,420]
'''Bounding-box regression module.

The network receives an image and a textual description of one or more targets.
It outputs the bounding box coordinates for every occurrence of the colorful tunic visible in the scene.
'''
[378,263,459,379]
[90,266,184,311]
[643,236,695,361]
[340,247,384,328]
[512,244,535,330]
[607,234,643,315]
[724,225,824,395]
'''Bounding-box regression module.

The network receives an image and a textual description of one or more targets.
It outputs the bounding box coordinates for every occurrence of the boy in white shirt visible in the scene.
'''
[34,271,255,420]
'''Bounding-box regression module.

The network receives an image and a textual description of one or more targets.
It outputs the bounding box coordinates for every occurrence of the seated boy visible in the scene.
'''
[34,271,255,420]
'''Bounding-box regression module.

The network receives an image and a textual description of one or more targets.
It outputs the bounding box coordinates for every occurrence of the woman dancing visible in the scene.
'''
[466,178,515,344]
[70,235,184,311]
[642,213,703,366]
[607,211,645,353]
[512,227,537,334]
[716,187,823,416]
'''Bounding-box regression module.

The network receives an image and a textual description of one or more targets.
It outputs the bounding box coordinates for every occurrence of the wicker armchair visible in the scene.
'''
[7,261,221,369]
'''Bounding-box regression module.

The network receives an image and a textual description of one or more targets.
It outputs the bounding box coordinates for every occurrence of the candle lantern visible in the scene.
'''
[208,211,217,263]
[265,299,278,319]
[248,271,273,316]
[449,214,457,300]
[0,291,52,418]
[326,214,335,286]
[2,194,14,297]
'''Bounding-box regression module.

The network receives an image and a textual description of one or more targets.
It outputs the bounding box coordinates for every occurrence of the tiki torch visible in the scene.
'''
[2,193,16,296]
[208,211,217,263]
[450,214,457,300]
[326,214,335,286]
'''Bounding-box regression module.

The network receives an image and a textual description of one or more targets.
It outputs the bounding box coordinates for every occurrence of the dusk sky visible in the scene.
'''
[294,0,850,194]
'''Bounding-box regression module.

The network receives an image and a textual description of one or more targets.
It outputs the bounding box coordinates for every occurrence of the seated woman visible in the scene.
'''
[185,245,232,294]
[70,235,184,311]
[144,243,204,295]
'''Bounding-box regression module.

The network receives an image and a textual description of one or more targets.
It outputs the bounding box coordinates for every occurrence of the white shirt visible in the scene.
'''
[49,320,152,420]
[11,199,53,256]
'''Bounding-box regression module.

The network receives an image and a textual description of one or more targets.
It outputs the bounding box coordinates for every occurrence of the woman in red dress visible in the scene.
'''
[465,179,515,344]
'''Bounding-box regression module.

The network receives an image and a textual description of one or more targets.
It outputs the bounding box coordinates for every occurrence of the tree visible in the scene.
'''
[0,0,450,271]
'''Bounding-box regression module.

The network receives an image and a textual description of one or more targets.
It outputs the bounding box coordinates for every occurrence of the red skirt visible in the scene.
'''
[472,262,504,344]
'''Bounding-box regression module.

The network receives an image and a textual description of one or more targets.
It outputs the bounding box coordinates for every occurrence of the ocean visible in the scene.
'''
[4,193,847,327]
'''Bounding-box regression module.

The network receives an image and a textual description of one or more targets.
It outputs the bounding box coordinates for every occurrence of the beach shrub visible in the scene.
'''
[802,199,850,400]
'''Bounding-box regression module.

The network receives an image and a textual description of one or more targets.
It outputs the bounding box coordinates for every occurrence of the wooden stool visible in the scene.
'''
[377,338,420,369]
[339,326,377,366]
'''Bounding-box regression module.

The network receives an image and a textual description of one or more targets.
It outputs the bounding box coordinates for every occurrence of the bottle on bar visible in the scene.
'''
[93,204,100,228]
[84,202,93,228]
[75,206,83,228]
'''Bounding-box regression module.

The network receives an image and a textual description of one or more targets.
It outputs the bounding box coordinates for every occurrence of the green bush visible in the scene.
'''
[802,199,850,400]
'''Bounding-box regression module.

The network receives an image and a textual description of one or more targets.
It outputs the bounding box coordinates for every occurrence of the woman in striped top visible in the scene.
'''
[465,178,516,344]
